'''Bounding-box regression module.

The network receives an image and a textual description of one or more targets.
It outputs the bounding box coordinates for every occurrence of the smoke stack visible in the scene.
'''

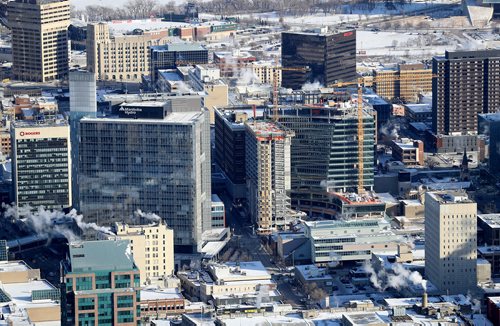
[422,292,428,309]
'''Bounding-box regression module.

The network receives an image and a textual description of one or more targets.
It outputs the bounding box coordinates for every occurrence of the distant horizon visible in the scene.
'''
[72,0,190,10]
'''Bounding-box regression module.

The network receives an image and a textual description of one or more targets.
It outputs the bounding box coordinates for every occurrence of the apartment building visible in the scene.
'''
[245,121,294,233]
[373,64,432,102]
[251,61,282,86]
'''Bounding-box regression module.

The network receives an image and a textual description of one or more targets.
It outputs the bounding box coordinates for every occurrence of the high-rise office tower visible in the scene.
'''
[432,50,500,135]
[78,99,211,252]
[11,119,71,209]
[69,71,97,210]
[278,104,376,217]
[279,105,375,193]
[245,121,294,233]
[425,191,477,295]
[61,240,141,325]
[281,30,356,89]
[8,0,70,82]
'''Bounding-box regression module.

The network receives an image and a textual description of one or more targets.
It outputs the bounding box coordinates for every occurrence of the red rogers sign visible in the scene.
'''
[19,131,41,136]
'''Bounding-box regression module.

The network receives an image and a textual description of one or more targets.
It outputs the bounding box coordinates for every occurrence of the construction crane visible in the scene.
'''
[327,73,439,194]
[271,57,310,121]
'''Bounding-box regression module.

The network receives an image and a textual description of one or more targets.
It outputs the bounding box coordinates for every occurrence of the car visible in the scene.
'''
[345,284,354,289]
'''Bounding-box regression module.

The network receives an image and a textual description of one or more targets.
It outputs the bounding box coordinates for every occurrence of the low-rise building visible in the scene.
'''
[179,261,280,312]
[211,194,225,228]
[390,139,424,166]
[304,219,402,265]
[140,286,185,321]
[405,103,432,123]
[0,260,61,325]
[294,265,334,292]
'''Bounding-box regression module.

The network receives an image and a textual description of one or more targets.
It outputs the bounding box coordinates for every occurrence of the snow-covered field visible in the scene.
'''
[72,0,199,10]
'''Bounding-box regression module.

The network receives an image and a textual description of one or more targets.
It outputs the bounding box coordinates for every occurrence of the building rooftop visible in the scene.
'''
[0,261,30,273]
[246,120,291,139]
[152,43,206,52]
[295,265,333,281]
[68,240,136,273]
[82,110,204,125]
[158,70,183,81]
[210,261,270,282]
[140,287,183,301]
[12,116,68,128]
[427,191,474,204]
[478,214,500,229]
[479,112,500,122]
[405,103,432,113]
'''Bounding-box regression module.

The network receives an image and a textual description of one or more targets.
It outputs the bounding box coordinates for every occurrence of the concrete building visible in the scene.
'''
[61,240,141,325]
[150,43,208,83]
[8,0,70,82]
[281,29,356,89]
[294,265,334,293]
[245,121,294,234]
[252,60,282,86]
[404,103,432,123]
[69,70,96,210]
[11,118,71,209]
[86,22,171,82]
[304,219,401,264]
[178,261,280,311]
[213,51,257,77]
[106,221,175,286]
[0,260,61,325]
[433,50,500,135]
[478,214,500,277]
[78,98,211,252]
[140,287,185,321]
[374,64,432,102]
[390,139,424,166]
[425,191,477,294]
[211,194,225,228]
[188,65,229,124]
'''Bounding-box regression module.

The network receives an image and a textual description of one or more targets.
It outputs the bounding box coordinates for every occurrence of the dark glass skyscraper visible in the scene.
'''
[281,30,357,89]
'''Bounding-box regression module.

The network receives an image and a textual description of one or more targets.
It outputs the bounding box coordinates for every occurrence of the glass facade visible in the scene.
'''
[282,31,357,89]
[78,112,211,252]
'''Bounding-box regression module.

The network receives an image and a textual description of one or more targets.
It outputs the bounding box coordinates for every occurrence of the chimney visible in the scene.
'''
[422,292,428,309]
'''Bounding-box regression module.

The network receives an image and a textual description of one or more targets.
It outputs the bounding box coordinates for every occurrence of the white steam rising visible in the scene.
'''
[134,209,162,222]
[301,81,323,92]
[2,204,113,241]
[363,261,427,292]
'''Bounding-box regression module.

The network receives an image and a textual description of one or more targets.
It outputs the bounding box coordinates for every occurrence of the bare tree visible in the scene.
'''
[125,0,158,19]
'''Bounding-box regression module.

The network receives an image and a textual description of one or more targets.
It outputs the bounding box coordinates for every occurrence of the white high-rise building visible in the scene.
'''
[425,191,477,294]
[69,70,96,210]
[11,119,71,209]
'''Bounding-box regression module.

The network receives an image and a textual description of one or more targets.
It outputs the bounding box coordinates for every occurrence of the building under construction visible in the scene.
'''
[276,102,378,219]
[245,121,295,233]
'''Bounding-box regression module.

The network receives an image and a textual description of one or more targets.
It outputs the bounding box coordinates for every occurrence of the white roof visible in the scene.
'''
[140,288,183,301]
[0,261,30,273]
[211,261,270,281]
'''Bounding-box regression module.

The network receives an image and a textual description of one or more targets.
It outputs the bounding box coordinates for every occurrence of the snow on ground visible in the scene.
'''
[72,0,206,10]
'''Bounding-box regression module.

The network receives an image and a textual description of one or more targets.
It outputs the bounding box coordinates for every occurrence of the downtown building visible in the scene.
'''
[281,29,356,89]
[11,118,71,209]
[245,121,294,234]
[86,23,170,82]
[373,63,432,102]
[61,240,141,325]
[432,50,500,137]
[277,103,378,218]
[78,98,212,253]
[425,191,477,295]
[8,0,70,82]
[149,43,208,83]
